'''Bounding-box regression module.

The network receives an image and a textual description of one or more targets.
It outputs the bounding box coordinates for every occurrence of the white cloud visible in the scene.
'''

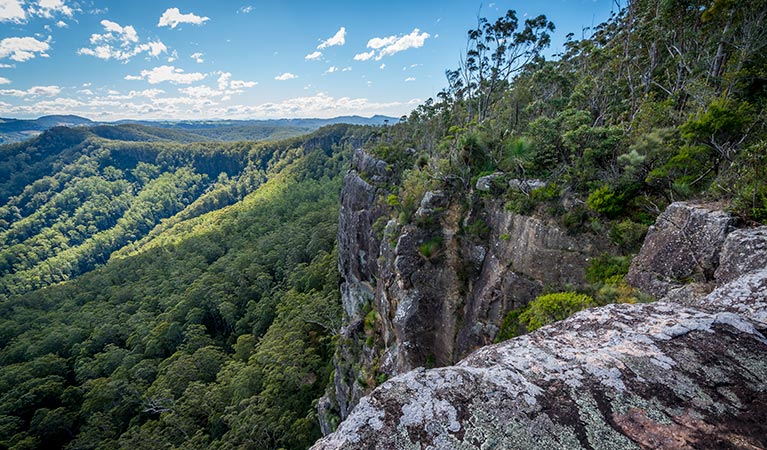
[275,72,297,81]
[224,92,404,119]
[215,72,256,90]
[143,41,167,57]
[98,19,137,42]
[342,66,351,72]
[379,63,385,69]
[353,50,374,61]
[317,26,345,49]
[2,90,416,121]
[179,74,256,101]
[126,65,206,85]
[0,36,50,62]
[0,85,60,96]
[367,36,397,50]
[33,0,73,19]
[0,76,10,84]
[405,77,415,82]
[0,0,27,23]
[0,63,15,68]
[305,50,322,61]
[78,20,166,61]
[0,0,25,22]
[158,8,209,28]
[324,66,338,75]
[230,79,256,89]
[55,20,67,27]
[179,85,221,98]
[362,28,430,61]
[238,5,253,14]
[217,72,231,90]
[106,88,166,99]
[191,52,204,63]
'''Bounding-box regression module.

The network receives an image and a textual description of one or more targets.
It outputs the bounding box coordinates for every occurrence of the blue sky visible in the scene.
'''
[0,0,617,121]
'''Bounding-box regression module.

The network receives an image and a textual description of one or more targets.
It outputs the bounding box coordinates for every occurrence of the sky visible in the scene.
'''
[0,0,618,121]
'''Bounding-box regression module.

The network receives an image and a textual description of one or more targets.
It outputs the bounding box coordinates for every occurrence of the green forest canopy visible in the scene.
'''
[0,0,765,448]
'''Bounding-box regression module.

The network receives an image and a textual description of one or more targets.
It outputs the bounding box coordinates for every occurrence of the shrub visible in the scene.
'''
[518,292,597,332]
[586,185,623,217]
[418,236,443,259]
[363,309,379,334]
[495,307,525,342]
[562,207,589,232]
[586,255,631,284]
[595,280,648,305]
[464,219,490,239]
[609,220,648,252]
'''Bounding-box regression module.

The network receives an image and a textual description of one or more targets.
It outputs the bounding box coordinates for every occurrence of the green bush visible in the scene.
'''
[464,219,490,239]
[495,307,525,342]
[586,255,631,284]
[562,207,589,232]
[609,220,649,252]
[371,144,411,165]
[364,309,379,334]
[418,236,443,259]
[518,292,597,332]
[586,185,623,217]
[595,280,648,305]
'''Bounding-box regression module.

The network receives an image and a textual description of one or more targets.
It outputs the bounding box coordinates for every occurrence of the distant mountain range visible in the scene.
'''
[0,114,398,144]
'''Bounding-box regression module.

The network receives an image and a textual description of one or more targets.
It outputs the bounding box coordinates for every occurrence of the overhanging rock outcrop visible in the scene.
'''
[312,301,767,449]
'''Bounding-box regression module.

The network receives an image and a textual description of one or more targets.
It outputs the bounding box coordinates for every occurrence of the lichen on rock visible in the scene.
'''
[312,301,767,449]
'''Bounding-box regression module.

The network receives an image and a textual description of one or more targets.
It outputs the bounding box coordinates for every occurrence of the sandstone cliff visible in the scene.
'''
[314,202,767,449]
[321,149,617,430]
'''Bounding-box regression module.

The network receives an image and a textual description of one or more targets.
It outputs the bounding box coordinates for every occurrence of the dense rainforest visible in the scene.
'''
[0,0,765,449]
[0,124,373,449]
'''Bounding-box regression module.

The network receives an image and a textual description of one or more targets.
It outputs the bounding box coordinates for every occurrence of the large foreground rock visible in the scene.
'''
[312,301,767,449]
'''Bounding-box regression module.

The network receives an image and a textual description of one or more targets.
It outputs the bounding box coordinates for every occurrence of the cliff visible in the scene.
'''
[314,201,767,448]
[321,149,618,429]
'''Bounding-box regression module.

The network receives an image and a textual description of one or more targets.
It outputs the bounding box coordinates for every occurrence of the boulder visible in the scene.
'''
[475,172,504,192]
[626,203,734,298]
[714,226,767,284]
[312,302,767,449]
[691,269,767,332]
[508,178,546,192]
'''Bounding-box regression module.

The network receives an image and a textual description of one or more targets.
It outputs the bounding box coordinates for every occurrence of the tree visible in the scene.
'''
[450,9,554,123]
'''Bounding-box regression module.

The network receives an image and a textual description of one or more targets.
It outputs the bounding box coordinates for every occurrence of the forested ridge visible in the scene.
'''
[378,0,765,224]
[0,124,373,449]
[0,0,765,448]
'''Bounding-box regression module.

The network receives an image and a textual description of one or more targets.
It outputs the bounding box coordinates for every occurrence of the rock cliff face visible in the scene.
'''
[314,201,767,449]
[322,149,616,429]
